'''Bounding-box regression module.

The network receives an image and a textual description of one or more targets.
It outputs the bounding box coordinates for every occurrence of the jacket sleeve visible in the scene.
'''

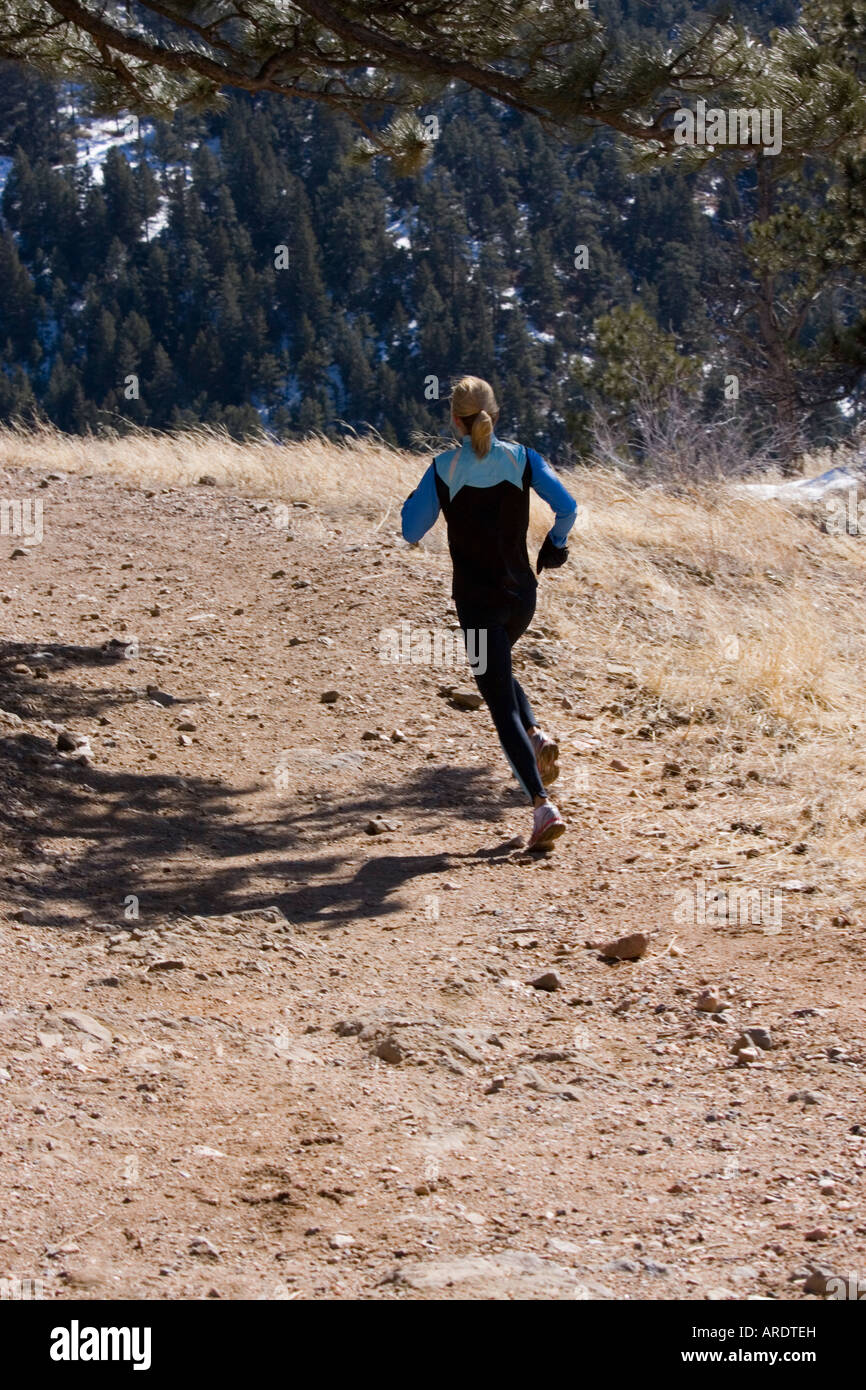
[401,462,441,543]
[526,447,578,547]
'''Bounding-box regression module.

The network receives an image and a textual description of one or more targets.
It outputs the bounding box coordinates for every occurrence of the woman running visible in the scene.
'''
[401,376,577,850]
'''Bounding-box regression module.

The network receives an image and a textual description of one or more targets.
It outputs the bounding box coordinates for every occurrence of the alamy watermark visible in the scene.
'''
[674,99,782,156]
[825,490,866,536]
[50,1322,152,1371]
[378,620,488,674]
[826,1273,866,1300]
[674,879,782,933]
[1,497,43,545]
[0,1274,44,1299]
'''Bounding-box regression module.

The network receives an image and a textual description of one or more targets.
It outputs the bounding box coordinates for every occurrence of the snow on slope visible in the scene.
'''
[736,464,866,501]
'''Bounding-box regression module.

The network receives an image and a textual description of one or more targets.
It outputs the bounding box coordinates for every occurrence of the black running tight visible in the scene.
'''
[455,592,545,802]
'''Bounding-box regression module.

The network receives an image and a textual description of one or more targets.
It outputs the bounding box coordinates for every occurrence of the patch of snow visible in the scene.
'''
[736,465,866,501]
[69,113,145,183]
[0,156,14,200]
[386,214,412,251]
[142,196,170,241]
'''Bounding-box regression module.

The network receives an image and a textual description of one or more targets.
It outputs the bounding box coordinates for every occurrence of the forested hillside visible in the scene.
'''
[0,0,862,458]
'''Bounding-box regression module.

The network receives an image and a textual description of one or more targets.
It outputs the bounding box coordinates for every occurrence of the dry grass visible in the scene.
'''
[527,466,866,875]
[5,421,866,860]
[0,421,423,523]
[530,471,866,734]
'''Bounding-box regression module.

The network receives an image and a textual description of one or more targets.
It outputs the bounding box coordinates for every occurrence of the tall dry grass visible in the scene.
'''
[0,421,423,523]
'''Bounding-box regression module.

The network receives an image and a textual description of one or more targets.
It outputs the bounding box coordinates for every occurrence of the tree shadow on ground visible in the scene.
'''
[0,639,144,724]
[0,716,526,930]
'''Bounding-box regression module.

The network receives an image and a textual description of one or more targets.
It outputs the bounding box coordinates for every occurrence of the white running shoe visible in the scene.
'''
[530,729,560,786]
[528,799,566,851]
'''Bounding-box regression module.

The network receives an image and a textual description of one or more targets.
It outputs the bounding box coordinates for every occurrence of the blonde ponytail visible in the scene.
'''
[470,409,494,459]
[451,375,499,458]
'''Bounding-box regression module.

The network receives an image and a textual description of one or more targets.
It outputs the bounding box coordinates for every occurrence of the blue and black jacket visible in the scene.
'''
[401,434,578,609]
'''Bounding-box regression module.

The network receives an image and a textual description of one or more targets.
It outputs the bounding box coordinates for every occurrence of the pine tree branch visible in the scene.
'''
[8,0,755,150]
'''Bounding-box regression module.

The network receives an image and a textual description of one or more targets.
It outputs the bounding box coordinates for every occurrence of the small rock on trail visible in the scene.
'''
[596,931,650,961]
[529,971,563,992]
[58,1009,112,1044]
[374,1037,403,1064]
[696,988,726,1014]
[445,687,484,710]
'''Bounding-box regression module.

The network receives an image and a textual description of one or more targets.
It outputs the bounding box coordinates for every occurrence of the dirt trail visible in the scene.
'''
[0,462,863,1301]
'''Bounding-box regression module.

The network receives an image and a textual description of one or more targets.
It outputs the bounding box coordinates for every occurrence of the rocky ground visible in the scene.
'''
[0,461,864,1301]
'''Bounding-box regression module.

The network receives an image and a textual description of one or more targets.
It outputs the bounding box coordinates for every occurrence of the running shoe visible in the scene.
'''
[530,729,560,787]
[528,799,566,851]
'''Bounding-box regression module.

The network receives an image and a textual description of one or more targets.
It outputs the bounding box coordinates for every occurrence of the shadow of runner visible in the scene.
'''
[273,851,455,930]
[287,763,521,832]
[246,764,525,928]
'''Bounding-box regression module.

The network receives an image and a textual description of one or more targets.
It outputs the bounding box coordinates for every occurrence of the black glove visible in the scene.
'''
[537,534,568,575]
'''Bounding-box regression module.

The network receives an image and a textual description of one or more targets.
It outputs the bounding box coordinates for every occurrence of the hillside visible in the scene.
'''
[0,68,721,451]
[2,0,861,458]
[1,430,864,1299]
